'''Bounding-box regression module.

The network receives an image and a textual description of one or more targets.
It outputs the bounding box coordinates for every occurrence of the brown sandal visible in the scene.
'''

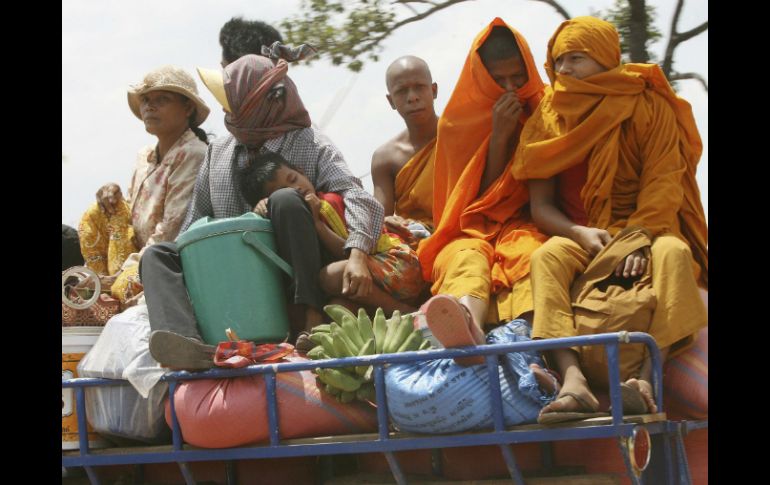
[295,332,315,354]
[537,391,609,425]
[149,330,215,371]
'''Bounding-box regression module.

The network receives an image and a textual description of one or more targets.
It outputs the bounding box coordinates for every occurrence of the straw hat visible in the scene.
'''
[127,65,211,127]
[196,66,232,113]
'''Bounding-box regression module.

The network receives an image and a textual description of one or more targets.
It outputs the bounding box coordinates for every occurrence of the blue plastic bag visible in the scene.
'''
[384,320,556,433]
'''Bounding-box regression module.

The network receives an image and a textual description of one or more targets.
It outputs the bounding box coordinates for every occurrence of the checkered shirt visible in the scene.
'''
[181,126,383,254]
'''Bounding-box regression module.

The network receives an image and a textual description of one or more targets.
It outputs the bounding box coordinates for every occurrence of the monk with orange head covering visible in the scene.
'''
[417,18,548,345]
[513,16,708,423]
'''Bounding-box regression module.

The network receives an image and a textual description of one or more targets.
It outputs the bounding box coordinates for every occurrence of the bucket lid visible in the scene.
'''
[176,212,274,250]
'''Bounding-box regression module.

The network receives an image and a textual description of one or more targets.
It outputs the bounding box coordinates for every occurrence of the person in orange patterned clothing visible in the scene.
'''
[78,65,210,306]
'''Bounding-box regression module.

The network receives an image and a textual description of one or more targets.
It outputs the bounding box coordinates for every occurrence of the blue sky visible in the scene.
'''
[62,0,707,227]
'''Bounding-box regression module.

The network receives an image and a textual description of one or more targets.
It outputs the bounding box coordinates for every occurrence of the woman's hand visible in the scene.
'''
[98,272,119,291]
[123,290,144,308]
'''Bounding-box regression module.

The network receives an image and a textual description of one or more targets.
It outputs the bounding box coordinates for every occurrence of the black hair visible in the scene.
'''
[189,115,209,144]
[62,224,84,270]
[178,93,208,144]
[237,151,296,207]
[220,17,283,65]
[477,26,522,66]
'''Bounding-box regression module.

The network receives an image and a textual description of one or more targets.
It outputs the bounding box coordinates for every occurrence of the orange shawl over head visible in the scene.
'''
[417,17,547,285]
[513,16,707,287]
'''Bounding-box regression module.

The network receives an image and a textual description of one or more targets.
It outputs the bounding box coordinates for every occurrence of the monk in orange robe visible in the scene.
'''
[371,56,438,247]
[513,17,708,422]
[417,18,548,337]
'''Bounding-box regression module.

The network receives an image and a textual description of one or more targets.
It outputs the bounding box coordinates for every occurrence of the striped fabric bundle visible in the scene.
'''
[663,326,708,419]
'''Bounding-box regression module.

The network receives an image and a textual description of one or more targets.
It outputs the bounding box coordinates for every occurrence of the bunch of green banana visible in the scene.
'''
[305,304,433,403]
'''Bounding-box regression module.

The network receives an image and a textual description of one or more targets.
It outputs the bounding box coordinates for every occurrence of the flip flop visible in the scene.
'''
[295,332,315,354]
[422,294,484,366]
[149,330,216,371]
[537,391,609,425]
[618,382,652,415]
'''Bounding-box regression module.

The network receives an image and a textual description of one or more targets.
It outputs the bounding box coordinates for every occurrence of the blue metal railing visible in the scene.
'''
[62,331,705,485]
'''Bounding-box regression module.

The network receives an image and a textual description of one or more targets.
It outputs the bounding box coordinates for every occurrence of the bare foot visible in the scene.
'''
[530,363,560,395]
[624,377,657,413]
[539,378,599,416]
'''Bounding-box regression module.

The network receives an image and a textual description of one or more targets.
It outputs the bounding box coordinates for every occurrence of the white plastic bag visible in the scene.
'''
[77,304,169,442]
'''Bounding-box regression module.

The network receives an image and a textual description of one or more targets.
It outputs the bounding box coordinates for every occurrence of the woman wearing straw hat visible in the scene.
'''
[77,65,210,307]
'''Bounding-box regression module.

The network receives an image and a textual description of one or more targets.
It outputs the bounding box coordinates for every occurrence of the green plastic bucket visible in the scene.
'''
[176,212,293,345]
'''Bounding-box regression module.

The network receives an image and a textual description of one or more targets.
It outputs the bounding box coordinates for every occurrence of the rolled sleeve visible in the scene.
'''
[341,186,383,253]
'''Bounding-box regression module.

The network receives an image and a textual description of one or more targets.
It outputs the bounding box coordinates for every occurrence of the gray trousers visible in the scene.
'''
[139,188,328,339]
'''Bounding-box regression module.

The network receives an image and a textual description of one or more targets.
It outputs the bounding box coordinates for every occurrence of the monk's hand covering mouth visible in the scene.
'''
[491,92,524,139]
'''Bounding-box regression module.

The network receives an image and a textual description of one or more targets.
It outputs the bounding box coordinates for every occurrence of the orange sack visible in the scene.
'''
[164,355,378,448]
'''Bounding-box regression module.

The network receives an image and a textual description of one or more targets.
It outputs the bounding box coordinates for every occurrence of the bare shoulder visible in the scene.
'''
[372,130,412,172]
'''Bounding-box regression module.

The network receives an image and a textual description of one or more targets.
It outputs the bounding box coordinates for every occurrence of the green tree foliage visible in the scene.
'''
[282,0,706,90]
[281,0,400,72]
[593,0,662,63]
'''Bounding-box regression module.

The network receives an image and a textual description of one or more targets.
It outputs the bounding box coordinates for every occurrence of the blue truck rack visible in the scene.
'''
[62,331,707,484]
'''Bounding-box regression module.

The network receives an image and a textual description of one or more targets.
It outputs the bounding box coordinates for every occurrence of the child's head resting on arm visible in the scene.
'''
[238,151,316,207]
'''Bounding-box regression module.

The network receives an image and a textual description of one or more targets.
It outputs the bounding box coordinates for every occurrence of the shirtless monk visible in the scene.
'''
[371,55,438,245]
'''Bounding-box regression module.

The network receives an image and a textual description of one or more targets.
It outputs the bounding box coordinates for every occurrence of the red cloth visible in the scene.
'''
[214,341,294,368]
[555,161,588,226]
[318,191,345,219]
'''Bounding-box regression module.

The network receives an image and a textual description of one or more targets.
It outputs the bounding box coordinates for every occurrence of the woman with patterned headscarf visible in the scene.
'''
[513,17,708,423]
